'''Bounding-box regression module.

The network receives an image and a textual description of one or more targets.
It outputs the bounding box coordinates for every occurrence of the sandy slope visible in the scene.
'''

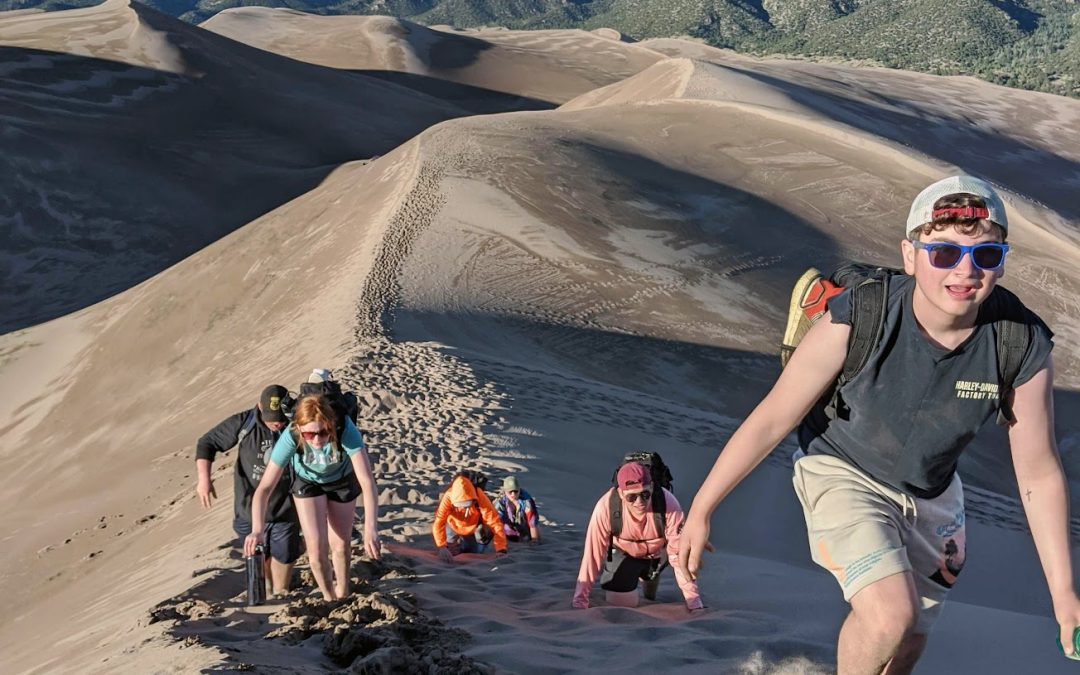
[201,9,664,105]
[339,59,1080,672]
[639,39,1080,242]
[0,0,471,333]
[3,8,1080,673]
[0,151,409,670]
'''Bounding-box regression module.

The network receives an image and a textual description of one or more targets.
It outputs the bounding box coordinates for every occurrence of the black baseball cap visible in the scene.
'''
[260,385,289,423]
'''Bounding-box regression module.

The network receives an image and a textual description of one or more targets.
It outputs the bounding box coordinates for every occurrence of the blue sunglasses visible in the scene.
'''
[912,241,1009,270]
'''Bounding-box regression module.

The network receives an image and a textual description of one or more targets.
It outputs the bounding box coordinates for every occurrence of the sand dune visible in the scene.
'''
[642,39,1080,240]
[202,9,664,105]
[337,79,1080,670]
[0,0,474,333]
[3,8,1080,674]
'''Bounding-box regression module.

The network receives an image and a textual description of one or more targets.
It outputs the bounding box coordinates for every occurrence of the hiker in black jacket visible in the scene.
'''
[196,384,303,595]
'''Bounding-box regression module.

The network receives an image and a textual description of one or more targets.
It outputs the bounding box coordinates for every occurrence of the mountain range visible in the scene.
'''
[5,0,1077,97]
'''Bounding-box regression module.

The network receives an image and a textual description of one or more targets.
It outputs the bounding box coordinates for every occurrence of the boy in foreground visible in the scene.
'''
[679,176,1080,673]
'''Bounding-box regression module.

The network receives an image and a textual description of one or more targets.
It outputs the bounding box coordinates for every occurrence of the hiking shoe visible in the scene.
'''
[781,267,842,367]
[643,575,660,601]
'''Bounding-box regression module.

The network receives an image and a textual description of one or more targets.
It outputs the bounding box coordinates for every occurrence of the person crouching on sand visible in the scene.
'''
[572,463,703,611]
[433,473,508,562]
[244,395,380,601]
[495,475,541,545]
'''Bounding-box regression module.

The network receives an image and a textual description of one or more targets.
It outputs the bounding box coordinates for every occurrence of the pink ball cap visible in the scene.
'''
[616,463,651,490]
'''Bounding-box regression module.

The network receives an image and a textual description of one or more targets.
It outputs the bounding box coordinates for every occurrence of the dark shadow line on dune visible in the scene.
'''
[350,69,557,113]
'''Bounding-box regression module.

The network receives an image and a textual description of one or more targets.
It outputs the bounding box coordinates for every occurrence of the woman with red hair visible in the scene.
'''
[245,395,379,601]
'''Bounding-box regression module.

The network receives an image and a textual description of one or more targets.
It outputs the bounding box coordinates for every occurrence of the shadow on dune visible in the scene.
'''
[355,70,556,114]
[393,307,1080,623]
[394,308,1080,510]
[400,20,493,71]
[724,65,1080,225]
[0,30,547,334]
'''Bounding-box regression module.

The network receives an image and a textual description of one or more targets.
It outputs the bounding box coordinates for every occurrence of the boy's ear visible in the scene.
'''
[901,239,916,275]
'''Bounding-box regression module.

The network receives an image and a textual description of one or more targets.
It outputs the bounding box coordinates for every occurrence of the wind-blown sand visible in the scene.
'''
[2,5,1080,673]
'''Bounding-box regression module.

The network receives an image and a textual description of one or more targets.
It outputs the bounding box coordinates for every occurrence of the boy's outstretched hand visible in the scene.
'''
[678,517,715,582]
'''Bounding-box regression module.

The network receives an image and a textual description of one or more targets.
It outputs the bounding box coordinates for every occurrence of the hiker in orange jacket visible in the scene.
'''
[433,473,508,563]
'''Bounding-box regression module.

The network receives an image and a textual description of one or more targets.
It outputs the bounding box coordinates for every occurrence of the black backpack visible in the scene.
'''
[783,263,1033,425]
[608,452,673,544]
[453,469,489,494]
[294,379,360,440]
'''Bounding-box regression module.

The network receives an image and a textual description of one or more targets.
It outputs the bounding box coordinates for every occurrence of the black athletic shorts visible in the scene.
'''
[292,470,361,503]
[233,518,304,564]
[600,548,667,593]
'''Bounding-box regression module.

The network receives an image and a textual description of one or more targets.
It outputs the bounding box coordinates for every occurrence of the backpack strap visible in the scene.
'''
[842,274,890,382]
[986,286,1034,426]
[823,274,889,420]
[608,488,622,539]
[651,487,666,539]
[995,318,1028,426]
[607,488,621,562]
[236,409,258,448]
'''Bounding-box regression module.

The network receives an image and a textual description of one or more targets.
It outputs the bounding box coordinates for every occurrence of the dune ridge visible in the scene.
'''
[202,8,665,105]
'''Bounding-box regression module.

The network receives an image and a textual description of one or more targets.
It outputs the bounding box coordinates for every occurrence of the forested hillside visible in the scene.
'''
[5,0,1077,97]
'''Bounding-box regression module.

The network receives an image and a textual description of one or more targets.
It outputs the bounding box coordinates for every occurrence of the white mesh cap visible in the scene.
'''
[906,175,1008,236]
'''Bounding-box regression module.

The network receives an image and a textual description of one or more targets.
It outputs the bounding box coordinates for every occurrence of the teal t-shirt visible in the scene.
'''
[269,418,366,484]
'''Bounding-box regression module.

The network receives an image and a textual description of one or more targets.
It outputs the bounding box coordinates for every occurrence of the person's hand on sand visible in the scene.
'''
[364,526,381,560]
[571,581,590,609]
[243,531,265,557]
[677,516,715,582]
[197,476,216,509]
[1054,592,1080,657]
[437,546,455,563]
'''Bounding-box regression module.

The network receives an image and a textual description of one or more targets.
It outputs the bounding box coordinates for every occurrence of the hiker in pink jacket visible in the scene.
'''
[572,463,704,611]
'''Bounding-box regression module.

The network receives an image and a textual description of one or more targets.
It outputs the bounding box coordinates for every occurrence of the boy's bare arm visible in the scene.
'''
[1008,355,1080,654]
[679,313,850,579]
